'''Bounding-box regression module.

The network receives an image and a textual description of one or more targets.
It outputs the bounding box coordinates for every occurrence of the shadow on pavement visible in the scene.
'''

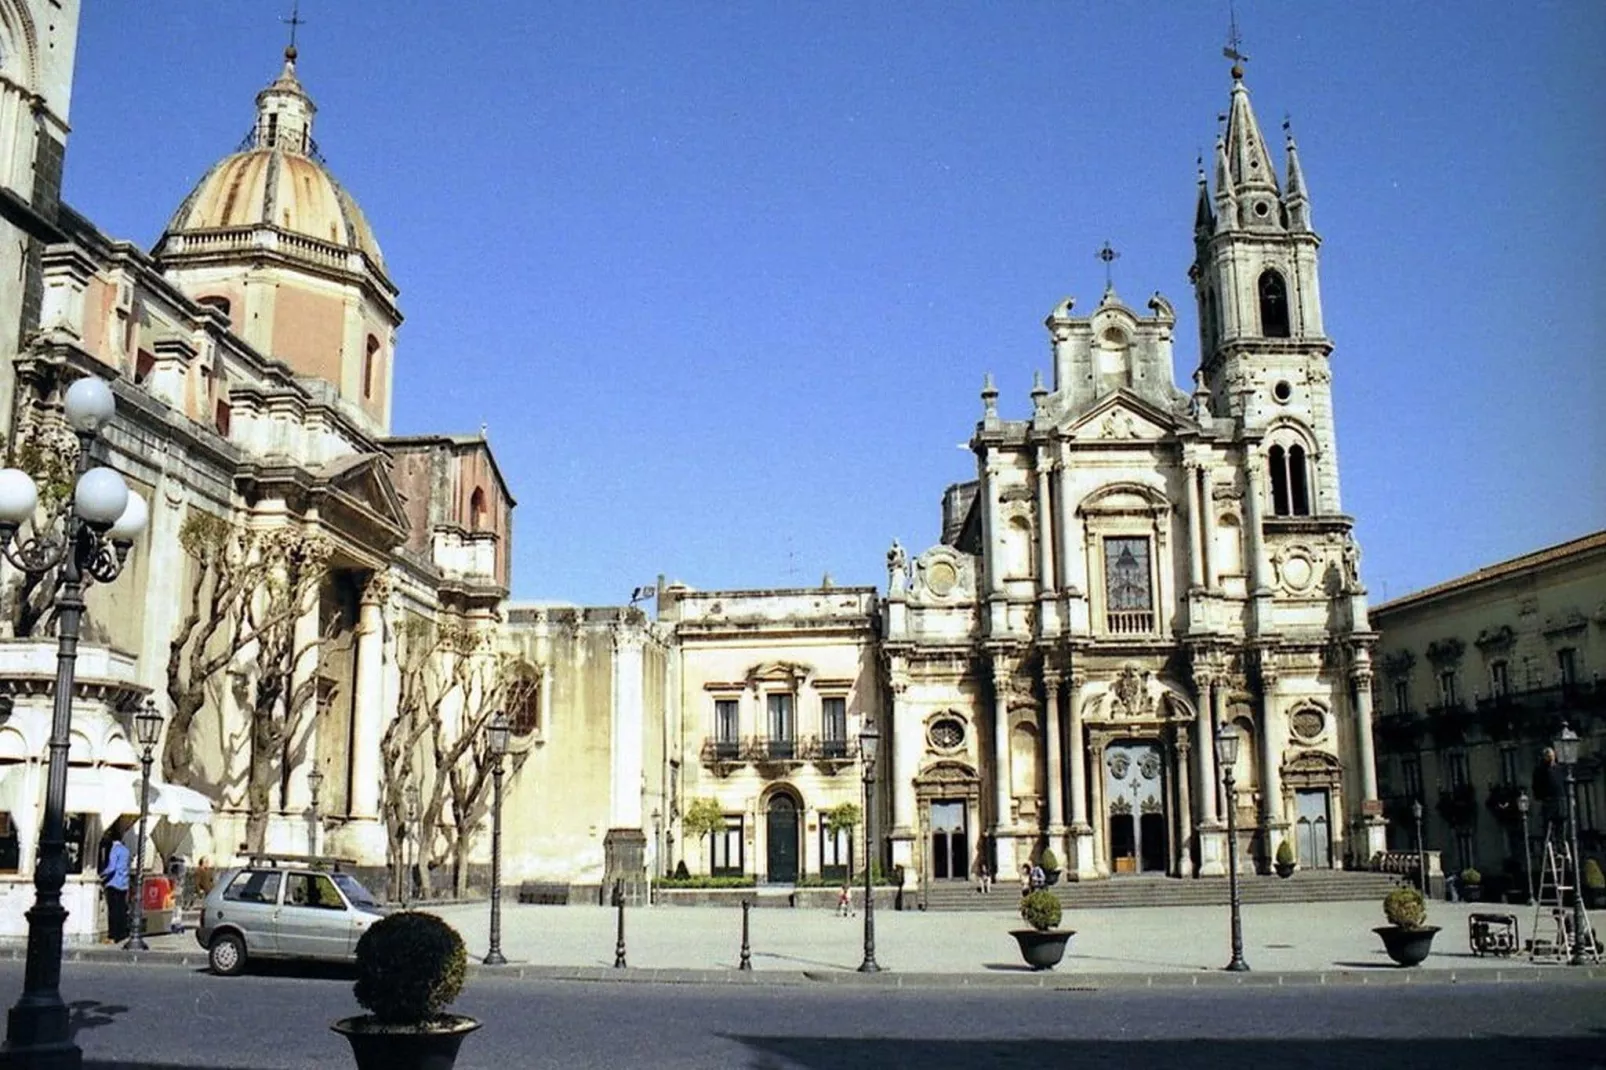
[85,1062,280,1069]
[728,1034,1602,1068]
[1331,960,1404,970]
[67,999,127,1038]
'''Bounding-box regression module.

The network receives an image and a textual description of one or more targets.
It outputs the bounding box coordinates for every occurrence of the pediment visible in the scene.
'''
[1064,391,1178,442]
[316,453,410,538]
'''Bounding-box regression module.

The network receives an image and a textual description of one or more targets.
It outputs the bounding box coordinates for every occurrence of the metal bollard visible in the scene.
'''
[613,879,627,969]
[738,898,752,971]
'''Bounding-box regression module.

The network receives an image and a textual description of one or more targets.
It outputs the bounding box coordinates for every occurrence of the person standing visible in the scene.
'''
[1532,746,1568,836]
[100,821,131,944]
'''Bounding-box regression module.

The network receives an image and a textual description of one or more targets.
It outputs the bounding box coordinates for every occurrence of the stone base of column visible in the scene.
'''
[888,830,915,871]
[992,831,1019,877]
[602,828,648,906]
[1068,824,1099,880]
[1361,815,1388,859]
[1259,821,1290,876]
[1196,822,1227,877]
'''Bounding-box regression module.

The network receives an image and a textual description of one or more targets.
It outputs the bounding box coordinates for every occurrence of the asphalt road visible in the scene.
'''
[1,961,1601,1069]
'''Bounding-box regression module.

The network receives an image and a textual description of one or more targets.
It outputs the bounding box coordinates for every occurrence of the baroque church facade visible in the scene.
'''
[0,2,1386,937]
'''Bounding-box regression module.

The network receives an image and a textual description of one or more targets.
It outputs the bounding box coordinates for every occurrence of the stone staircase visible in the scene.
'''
[921,870,1411,912]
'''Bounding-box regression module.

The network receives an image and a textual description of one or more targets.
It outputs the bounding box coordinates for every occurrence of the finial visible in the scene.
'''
[480,422,489,440]
[1031,369,1047,403]
[1282,113,1296,145]
[1223,0,1249,79]
[282,0,305,63]
[981,373,998,418]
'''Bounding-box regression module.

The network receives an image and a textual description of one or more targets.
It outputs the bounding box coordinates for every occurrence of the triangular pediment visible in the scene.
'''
[316,453,410,538]
[1064,390,1178,442]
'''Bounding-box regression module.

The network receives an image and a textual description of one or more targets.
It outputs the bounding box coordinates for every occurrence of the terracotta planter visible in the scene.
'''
[1374,925,1439,967]
[332,1014,482,1070]
[1010,928,1074,971]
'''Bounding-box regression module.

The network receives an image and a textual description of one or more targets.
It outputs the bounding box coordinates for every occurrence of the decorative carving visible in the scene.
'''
[1380,649,1415,678]
[1138,751,1161,780]
[999,484,1035,504]
[887,539,908,594]
[1211,478,1244,501]
[926,715,967,753]
[1110,666,1155,718]
[1290,707,1325,741]
[1473,625,1516,651]
[1425,638,1466,668]
[1107,751,1131,779]
[1100,411,1139,439]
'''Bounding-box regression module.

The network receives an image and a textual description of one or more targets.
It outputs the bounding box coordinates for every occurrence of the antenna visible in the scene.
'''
[1097,241,1121,291]
[282,0,306,56]
[1223,0,1249,69]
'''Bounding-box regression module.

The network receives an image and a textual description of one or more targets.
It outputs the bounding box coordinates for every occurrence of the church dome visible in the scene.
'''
[156,50,387,277]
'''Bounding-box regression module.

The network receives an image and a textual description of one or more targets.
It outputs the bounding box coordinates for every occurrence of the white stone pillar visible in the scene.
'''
[1198,466,1216,589]
[1243,446,1271,595]
[1195,674,1218,824]
[889,675,914,837]
[1259,661,1284,841]
[981,455,1005,596]
[1353,668,1387,856]
[1185,461,1206,591]
[610,621,645,830]
[1043,672,1065,834]
[1068,675,1096,879]
[348,578,386,819]
[1175,736,1194,876]
[990,656,1014,866]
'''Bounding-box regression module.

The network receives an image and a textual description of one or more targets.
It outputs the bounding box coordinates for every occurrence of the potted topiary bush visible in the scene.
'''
[1374,885,1439,967]
[1010,889,1074,970]
[1039,848,1062,887]
[1274,840,1296,879]
[1459,867,1482,903]
[1583,859,1606,910]
[331,911,479,1070]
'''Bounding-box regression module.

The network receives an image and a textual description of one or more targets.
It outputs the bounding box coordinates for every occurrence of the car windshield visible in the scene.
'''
[332,873,381,909]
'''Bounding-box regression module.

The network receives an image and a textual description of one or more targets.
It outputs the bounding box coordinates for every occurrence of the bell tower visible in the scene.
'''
[1190,60,1344,523]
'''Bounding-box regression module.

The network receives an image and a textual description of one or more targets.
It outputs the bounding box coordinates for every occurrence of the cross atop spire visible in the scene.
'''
[1097,240,1121,295]
[282,0,306,62]
[1223,0,1249,78]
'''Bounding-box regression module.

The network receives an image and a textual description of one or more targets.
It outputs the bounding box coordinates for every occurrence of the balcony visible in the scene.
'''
[1436,783,1478,829]
[1425,700,1475,745]
[1104,610,1155,636]
[700,737,744,773]
[800,735,859,771]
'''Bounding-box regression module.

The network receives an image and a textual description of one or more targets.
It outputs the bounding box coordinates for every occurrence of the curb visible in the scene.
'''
[7,945,1604,990]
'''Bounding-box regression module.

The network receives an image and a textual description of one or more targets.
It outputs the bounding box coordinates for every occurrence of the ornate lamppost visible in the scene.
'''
[306,766,324,858]
[856,718,881,974]
[403,784,420,909]
[1517,789,1532,904]
[1555,725,1590,965]
[123,700,163,952]
[483,711,509,966]
[0,374,149,1068]
[1411,798,1426,896]
[1215,721,1249,972]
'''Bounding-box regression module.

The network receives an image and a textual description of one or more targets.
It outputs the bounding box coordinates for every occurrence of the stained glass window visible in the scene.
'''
[1104,537,1152,612]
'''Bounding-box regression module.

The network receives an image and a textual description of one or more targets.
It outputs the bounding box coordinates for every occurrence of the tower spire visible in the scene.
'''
[282,0,305,62]
[1282,115,1313,231]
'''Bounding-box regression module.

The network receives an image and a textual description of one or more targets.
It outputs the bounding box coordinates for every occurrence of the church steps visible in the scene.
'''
[922,871,1411,911]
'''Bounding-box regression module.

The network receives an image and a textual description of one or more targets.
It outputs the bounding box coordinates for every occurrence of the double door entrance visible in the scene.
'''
[1294,789,1332,870]
[929,800,969,880]
[1105,741,1168,874]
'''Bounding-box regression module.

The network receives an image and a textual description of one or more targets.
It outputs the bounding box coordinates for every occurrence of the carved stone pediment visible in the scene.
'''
[909,545,976,604]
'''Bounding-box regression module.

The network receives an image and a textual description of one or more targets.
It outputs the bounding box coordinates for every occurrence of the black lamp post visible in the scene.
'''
[857,719,881,974]
[1215,721,1249,972]
[0,374,149,1069]
[1517,789,1532,904]
[403,784,420,909]
[1411,798,1426,896]
[1554,725,1589,965]
[483,711,509,966]
[306,766,324,858]
[124,700,163,952]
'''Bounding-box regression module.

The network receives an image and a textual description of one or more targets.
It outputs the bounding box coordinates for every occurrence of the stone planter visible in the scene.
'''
[1010,928,1074,971]
[1374,925,1439,967]
[332,1014,481,1070]
[1459,884,1482,903]
[1043,869,1062,887]
[1274,862,1295,879]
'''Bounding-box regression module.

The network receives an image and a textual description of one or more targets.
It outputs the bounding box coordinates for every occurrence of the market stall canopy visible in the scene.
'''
[0,763,139,825]
[147,781,214,824]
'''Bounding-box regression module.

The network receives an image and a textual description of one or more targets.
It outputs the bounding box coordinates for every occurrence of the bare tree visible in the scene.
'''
[2,409,79,638]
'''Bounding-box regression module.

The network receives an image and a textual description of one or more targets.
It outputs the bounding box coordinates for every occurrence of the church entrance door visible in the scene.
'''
[1295,789,1331,870]
[929,800,968,880]
[765,795,799,883]
[1104,741,1168,874]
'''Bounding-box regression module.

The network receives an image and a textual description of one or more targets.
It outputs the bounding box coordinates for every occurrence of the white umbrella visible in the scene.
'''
[146,781,215,824]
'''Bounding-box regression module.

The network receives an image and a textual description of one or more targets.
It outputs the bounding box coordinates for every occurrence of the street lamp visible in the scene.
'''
[1411,798,1426,897]
[306,766,324,857]
[1517,789,1532,904]
[1554,725,1589,966]
[124,699,163,952]
[0,374,148,1068]
[857,718,881,974]
[1215,721,1249,972]
[483,711,510,966]
[403,784,420,909]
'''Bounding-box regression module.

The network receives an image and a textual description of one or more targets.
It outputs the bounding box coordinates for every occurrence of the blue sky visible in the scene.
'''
[64,2,1604,607]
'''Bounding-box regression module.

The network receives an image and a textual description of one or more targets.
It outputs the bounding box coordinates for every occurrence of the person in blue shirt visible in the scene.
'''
[100,821,131,944]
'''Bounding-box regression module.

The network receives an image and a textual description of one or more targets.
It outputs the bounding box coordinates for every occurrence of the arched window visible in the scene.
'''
[469,487,488,531]
[363,335,379,399]
[1267,442,1313,517]
[1258,270,1290,338]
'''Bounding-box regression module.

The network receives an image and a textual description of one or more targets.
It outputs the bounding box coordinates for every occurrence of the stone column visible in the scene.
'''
[1353,668,1388,856]
[1194,674,1218,825]
[990,655,1015,868]
[1088,732,1109,878]
[981,456,1005,597]
[1067,673,1095,878]
[1035,453,1060,635]
[1242,446,1273,640]
[1185,460,1206,592]
[1198,466,1216,589]
[1175,734,1194,876]
[1259,657,1285,860]
[348,575,387,819]
[888,672,916,872]
[1056,461,1089,633]
[1043,671,1065,835]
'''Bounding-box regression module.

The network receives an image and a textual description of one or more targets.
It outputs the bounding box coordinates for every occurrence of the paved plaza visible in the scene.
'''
[24,896,1605,985]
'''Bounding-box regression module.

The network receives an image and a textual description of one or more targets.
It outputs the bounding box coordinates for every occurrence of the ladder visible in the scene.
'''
[1529,823,1600,963]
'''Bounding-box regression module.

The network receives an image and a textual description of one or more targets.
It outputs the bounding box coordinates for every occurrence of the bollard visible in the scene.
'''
[738,898,752,971]
[613,879,627,969]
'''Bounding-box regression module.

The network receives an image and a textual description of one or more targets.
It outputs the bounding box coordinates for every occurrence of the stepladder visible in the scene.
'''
[1529,823,1600,963]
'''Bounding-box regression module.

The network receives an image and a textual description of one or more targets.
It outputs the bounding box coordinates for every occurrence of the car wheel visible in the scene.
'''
[208,932,247,977]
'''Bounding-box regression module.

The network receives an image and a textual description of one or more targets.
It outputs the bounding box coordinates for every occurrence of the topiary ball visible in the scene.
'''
[353,911,467,1024]
[1584,859,1605,890]
[1020,889,1062,932]
[1383,886,1426,931]
[1039,848,1060,871]
[1275,839,1295,866]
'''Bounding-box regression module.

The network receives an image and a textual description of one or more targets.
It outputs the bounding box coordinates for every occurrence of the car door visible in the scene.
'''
[217,869,282,954]
[276,871,352,959]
